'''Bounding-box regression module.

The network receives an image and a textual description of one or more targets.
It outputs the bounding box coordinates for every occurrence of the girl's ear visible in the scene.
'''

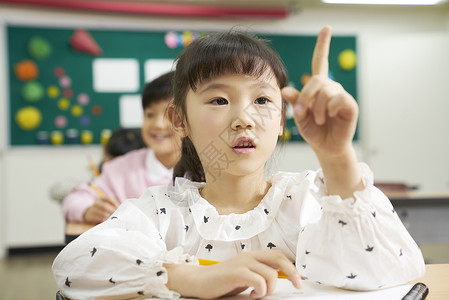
[278,124,284,136]
[167,104,188,137]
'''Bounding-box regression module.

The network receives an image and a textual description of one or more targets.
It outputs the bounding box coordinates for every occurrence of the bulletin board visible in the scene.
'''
[7,25,357,146]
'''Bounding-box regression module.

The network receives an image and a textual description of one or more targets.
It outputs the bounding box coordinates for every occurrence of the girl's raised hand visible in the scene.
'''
[282,26,359,157]
[166,250,302,299]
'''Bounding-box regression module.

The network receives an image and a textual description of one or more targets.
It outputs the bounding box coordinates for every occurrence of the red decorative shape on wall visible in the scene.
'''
[69,29,103,56]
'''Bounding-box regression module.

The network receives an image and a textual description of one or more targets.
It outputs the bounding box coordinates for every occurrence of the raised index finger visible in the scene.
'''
[312,26,332,76]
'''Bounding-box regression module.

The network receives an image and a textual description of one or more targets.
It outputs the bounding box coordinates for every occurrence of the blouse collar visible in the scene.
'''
[172,175,291,241]
[146,149,173,183]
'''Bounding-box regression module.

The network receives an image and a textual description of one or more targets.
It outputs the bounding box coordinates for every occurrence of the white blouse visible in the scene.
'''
[52,163,425,300]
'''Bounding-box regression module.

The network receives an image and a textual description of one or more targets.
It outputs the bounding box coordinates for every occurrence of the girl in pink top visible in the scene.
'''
[62,71,181,224]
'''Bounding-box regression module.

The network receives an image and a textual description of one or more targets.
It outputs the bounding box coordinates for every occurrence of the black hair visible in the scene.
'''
[172,30,288,182]
[105,128,145,158]
[141,70,175,109]
[99,128,145,172]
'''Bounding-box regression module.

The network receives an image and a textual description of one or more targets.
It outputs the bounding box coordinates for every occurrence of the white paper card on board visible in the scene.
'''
[119,94,143,128]
[144,59,175,83]
[93,59,139,92]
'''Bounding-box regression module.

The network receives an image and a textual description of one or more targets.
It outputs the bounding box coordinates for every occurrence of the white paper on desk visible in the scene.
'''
[180,280,412,299]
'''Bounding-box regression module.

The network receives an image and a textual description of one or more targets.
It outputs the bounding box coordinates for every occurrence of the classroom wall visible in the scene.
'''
[1,4,449,254]
[0,14,8,258]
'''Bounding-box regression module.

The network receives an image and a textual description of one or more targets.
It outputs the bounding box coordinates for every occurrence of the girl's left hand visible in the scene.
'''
[282,26,359,157]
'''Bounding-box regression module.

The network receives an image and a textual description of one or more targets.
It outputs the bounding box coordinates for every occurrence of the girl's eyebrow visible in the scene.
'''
[198,81,277,94]
[198,83,229,94]
[251,81,278,92]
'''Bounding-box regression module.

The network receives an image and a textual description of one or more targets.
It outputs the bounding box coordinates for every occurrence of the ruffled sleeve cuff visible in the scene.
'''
[141,247,196,299]
[312,162,380,215]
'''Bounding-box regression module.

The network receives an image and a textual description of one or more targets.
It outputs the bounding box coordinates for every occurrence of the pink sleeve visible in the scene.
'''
[61,161,128,222]
[62,149,150,222]
[61,182,99,222]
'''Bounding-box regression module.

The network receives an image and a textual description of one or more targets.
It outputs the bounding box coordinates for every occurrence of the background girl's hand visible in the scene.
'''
[282,26,359,157]
[166,250,302,299]
[83,195,120,224]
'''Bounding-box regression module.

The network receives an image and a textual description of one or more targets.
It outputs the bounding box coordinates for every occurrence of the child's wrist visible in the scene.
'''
[165,263,201,298]
[314,144,357,167]
[315,147,364,198]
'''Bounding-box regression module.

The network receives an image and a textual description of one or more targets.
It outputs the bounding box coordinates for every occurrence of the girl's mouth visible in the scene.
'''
[151,133,170,142]
[232,137,256,155]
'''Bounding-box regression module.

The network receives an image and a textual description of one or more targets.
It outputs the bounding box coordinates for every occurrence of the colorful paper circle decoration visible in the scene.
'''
[28,36,52,59]
[100,129,112,145]
[14,60,39,81]
[77,93,89,105]
[54,66,65,77]
[164,31,201,49]
[81,130,93,144]
[338,49,357,71]
[165,31,178,49]
[55,115,67,128]
[66,129,79,144]
[22,81,44,102]
[51,131,64,145]
[47,85,60,98]
[71,105,83,117]
[15,106,42,131]
[182,31,194,47]
[58,98,70,110]
[80,115,90,126]
[36,131,50,144]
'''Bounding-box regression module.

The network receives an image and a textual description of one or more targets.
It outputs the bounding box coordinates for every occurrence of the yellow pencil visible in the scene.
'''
[88,156,100,177]
[197,258,288,279]
[90,184,105,197]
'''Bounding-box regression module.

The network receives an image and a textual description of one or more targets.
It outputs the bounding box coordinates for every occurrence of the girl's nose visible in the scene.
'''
[154,114,167,128]
[231,110,255,130]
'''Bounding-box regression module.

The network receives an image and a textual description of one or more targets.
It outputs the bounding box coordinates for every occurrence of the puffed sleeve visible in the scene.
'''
[295,163,425,290]
[53,192,195,299]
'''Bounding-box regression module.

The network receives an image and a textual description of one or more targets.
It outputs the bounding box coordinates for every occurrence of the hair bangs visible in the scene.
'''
[184,31,288,92]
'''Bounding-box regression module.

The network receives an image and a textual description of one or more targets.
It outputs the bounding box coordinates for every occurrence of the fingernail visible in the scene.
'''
[294,275,303,289]
[296,278,303,289]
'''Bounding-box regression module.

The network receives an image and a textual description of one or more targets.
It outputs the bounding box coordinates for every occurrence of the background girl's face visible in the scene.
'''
[142,99,181,157]
[184,72,283,180]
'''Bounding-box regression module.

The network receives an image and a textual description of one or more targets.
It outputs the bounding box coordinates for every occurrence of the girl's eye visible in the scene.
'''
[145,112,154,118]
[254,97,270,105]
[210,98,228,105]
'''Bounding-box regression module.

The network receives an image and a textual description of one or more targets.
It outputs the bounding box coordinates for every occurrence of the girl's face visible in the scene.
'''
[142,99,181,158]
[184,72,283,180]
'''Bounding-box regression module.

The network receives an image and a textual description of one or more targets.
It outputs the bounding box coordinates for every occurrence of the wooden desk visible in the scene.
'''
[65,222,94,244]
[412,264,449,299]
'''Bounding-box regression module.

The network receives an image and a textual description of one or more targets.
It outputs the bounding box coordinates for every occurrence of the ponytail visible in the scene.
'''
[173,137,205,183]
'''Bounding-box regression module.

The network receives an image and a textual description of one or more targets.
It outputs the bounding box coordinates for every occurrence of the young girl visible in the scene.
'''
[61,71,181,224]
[53,27,425,299]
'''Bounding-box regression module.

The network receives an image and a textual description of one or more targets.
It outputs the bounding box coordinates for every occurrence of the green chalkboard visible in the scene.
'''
[7,25,357,146]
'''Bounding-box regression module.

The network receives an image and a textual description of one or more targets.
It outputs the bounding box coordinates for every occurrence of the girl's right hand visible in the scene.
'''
[166,250,302,299]
[83,195,120,224]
